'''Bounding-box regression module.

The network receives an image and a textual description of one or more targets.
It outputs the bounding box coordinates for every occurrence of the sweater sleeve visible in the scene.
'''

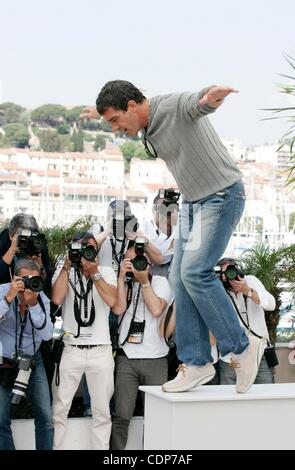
[184,87,217,120]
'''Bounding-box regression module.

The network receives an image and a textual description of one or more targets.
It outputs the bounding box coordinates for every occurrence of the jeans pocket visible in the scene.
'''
[231,191,246,229]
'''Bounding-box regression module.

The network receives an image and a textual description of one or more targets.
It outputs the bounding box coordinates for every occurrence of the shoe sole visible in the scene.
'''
[236,338,266,394]
[162,371,216,393]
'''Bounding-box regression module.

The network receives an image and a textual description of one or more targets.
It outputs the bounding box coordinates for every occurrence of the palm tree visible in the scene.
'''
[239,243,295,344]
[42,218,91,273]
[264,54,295,187]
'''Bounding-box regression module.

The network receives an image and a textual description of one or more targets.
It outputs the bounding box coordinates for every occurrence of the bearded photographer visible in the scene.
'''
[0,259,53,450]
[51,231,117,450]
[217,257,276,385]
[110,241,172,450]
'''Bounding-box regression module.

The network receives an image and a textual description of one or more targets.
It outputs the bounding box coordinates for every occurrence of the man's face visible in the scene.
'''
[102,102,141,136]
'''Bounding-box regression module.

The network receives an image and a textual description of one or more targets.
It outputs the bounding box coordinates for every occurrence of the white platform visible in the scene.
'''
[11,416,144,450]
[139,384,295,450]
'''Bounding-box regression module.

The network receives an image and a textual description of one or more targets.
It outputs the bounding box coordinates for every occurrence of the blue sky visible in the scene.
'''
[1,0,295,146]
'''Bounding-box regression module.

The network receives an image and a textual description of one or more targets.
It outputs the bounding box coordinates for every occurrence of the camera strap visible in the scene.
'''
[14,299,37,359]
[111,236,127,272]
[28,295,47,331]
[227,292,271,347]
[120,283,143,347]
[70,269,95,336]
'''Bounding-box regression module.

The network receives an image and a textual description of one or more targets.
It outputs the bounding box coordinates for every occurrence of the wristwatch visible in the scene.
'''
[247,288,253,298]
[141,283,150,289]
[92,271,103,282]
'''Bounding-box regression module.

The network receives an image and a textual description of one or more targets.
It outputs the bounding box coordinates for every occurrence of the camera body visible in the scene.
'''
[68,242,98,266]
[131,237,149,272]
[11,353,35,405]
[223,264,245,281]
[17,229,46,256]
[158,188,180,207]
[22,275,45,292]
[112,214,139,240]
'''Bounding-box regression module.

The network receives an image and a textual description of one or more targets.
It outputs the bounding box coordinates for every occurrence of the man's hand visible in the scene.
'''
[229,277,250,295]
[81,258,99,276]
[9,233,19,256]
[27,253,43,267]
[132,266,149,284]
[199,86,238,108]
[6,276,25,303]
[119,258,133,280]
[80,106,100,120]
[23,289,39,307]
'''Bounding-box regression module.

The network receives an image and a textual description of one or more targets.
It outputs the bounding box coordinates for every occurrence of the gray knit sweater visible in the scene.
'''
[145,91,242,202]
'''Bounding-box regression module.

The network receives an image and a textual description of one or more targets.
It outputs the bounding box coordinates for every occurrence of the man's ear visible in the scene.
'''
[127,100,137,111]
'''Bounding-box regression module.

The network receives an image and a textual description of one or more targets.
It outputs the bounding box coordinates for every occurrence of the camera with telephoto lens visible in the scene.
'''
[132,237,149,271]
[22,275,45,292]
[223,264,245,281]
[68,242,98,266]
[158,188,180,206]
[125,238,149,281]
[11,354,35,405]
[17,229,47,256]
[112,214,139,241]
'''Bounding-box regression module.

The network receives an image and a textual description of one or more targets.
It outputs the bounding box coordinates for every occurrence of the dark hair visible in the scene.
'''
[217,257,238,267]
[73,231,97,246]
[14,259,41,276]
[108,199,132,217]
[8,213,39,237]
[96,80,146,115]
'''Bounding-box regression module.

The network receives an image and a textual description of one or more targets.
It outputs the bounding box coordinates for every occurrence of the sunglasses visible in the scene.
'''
[141,128,158,159]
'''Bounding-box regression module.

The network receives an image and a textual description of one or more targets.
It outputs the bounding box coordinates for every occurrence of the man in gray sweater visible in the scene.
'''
[81,81,266,394]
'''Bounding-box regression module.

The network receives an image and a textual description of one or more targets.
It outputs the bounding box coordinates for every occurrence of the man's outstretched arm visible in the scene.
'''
[198,86,238,109]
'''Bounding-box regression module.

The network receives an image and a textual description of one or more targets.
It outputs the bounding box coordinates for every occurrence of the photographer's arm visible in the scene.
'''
[1,233,18,268]
[134,269,167,317]
[112,259,131,315]
[51,263,70,306]
[92,274,117,309]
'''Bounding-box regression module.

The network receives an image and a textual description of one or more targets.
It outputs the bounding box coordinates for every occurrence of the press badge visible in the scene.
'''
[127,321,145,344]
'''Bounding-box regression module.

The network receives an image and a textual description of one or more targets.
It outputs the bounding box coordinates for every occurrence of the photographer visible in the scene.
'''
[143,189,179,278]
[0,259,53,450]
[0,213,51,294]
[51,231,117,450]
[110,241,172,450]
[216,257,276,385]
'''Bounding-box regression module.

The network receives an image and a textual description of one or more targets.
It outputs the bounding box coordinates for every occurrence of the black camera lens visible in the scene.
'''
[82,244,97,262]
[132,255,149,271]
[224,264,244,281]
[23,275,45,292]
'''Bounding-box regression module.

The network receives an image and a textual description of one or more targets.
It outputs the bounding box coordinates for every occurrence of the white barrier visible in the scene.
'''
[139,383,295,450]
[11,416,144,450]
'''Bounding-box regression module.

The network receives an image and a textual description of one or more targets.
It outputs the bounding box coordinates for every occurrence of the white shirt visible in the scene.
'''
[143,219,175,265]
[119,276,172,359]
[221,275,276,363]
[52,264,117,345]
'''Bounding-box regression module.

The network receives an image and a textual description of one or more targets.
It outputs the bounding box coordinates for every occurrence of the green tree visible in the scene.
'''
[94,134,107,151]
[39,130,62,152]
[66,106,85,124]
[120,141,138,171]
[57,123,70,135]
[134,144,149,160]
[0,102,25,126]
[41,218,91,273]
[265,54,295,187]
[2,123,30,148]
[31,104,67,127]
[71,129,84,152]
[82,119,101,131]
[240,243,295,344]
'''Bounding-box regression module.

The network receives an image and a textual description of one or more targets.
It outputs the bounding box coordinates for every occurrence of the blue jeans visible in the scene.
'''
[219,357,274,384]
[171,179,249,366]
[0,351,53,450]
